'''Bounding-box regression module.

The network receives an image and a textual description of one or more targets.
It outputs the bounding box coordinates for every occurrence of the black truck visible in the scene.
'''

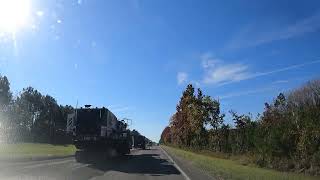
[67,105,131,160]
[132,134,146,149]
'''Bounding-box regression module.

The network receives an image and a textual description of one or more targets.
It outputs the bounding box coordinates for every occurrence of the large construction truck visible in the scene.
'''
[132,134,146,149]
[66,105,131,161]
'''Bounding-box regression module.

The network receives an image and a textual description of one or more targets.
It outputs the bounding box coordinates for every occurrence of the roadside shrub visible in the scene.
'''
[160,79,320,175]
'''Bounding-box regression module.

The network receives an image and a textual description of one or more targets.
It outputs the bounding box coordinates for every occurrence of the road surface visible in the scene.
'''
[0,146,188,180]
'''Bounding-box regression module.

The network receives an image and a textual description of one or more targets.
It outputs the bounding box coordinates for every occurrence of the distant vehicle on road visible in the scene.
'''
[132,134,146,149]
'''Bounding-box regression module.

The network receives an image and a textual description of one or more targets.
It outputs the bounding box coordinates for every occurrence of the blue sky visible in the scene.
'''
[0,0,320,142]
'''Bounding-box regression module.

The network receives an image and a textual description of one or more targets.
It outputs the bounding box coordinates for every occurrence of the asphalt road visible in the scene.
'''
[0,146,187,180]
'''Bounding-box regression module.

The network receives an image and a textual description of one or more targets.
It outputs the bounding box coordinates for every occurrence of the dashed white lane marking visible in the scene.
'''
[160,146,191,180]
[71,163,90,170]
[21,159,74,169]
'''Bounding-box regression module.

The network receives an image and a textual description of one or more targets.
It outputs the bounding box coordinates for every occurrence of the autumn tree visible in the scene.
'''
[160,126,172,144]
[166,84,224,149]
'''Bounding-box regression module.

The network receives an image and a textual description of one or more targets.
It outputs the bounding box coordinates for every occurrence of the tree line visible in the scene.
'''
[0,74,151,145]
[160,79,320,175]
[0,75,74,144]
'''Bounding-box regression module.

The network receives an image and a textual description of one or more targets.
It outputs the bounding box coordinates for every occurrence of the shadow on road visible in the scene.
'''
[76,151,181,176]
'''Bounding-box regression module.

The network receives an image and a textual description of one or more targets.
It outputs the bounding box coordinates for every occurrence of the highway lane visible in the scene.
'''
[0,146,185,180]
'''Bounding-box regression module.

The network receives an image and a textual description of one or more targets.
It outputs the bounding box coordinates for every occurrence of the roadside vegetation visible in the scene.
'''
[163,146,318,180]
[0,143,76,158]
[160,79,320,176]
[0,74,74,144]
[0,74,150,158]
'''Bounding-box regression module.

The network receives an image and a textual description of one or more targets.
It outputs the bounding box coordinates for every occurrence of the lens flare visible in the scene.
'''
[0,0,31,33]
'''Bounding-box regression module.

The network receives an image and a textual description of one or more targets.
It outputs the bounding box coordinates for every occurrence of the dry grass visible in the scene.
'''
[163,145,318,180]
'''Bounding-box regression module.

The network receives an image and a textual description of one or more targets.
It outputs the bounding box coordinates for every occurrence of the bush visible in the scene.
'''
[160,79,320,175]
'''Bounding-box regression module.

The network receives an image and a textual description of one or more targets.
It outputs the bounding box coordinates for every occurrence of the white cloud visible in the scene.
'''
[227,11,320,49]
[177,72,188,85]
[248,59,320,79]
[201,53,250,85]
[201,52,220,69]
[200,53,320,86]
[203,63,250,85]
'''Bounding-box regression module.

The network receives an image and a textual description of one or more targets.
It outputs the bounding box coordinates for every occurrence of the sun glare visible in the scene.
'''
[0,0,31,33]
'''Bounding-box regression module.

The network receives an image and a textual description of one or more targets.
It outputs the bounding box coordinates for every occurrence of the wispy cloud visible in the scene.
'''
[177,72,188,85]
[201,52,220,69]
[200,53,320,86]
[201,53,250,85]
[203,63,250,85]
[200,53,249,84]
[219,86,277,99]
[227,11,320,49]
[248,60,320,79]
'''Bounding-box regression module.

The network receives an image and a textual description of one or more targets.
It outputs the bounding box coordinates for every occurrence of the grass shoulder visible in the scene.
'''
[0,143,76,158]
[162,145,318,180]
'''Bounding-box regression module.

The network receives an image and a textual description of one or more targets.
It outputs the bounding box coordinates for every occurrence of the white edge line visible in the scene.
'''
[160,146,191,180]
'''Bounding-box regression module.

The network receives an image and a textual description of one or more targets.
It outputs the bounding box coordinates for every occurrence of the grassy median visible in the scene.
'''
[162,145,318,180]
[0,143,76,159]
